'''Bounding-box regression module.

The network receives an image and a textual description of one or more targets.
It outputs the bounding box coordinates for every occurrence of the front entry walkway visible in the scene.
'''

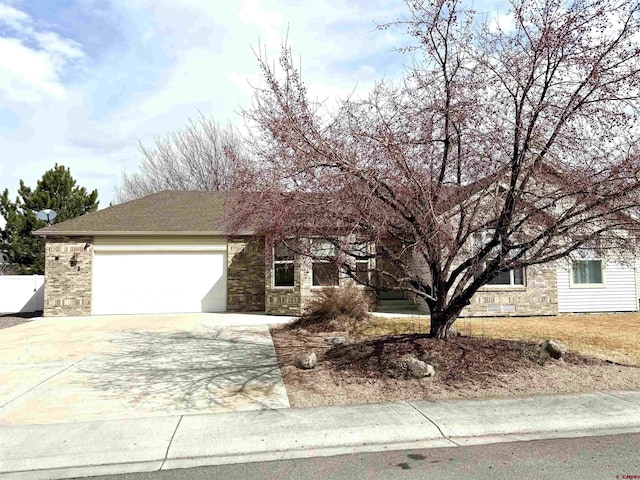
[0,314,291,425]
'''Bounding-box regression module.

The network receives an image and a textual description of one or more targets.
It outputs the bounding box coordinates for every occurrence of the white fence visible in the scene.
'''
[0,275,44,313]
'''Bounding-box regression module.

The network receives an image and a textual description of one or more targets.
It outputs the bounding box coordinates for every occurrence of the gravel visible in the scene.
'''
[0,313,41,330]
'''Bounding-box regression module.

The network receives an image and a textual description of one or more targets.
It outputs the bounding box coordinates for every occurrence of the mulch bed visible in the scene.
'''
[324,335,599,385]
[270,324,640,408]
[279,330,601,386]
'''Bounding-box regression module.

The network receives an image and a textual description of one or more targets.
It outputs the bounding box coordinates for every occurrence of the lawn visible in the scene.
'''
[367,313,640,366]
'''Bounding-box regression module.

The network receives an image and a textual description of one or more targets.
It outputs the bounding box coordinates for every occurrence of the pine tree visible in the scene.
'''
[0,164,98,274]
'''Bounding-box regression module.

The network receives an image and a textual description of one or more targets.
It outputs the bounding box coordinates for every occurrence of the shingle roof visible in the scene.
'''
[34,191,249,236]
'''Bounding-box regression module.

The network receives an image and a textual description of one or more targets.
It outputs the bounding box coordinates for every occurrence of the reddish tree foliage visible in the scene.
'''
[233,0,640,338]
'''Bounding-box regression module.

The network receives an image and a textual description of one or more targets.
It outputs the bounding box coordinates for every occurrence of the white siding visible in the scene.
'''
[557,260,638,313]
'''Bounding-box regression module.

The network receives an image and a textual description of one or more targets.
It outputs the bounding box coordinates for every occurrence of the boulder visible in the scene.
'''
[446,326,461,338]
[324,336,349,346]
[541,339,567,359]
[384,359,406,379]
[299,351,318,369]
[406,356,436,378]
[385,354,436,379]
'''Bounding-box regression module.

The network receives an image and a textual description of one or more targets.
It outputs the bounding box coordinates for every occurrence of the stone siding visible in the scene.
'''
[265,241,304,315]
[44,236,93,317]
[227,238,266,312]
[460,263,558,317]
[265,239,375,315]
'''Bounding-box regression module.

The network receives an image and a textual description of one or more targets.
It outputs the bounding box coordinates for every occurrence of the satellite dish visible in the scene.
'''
[37,209,57,223]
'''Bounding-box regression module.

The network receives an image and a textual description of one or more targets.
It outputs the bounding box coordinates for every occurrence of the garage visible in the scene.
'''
[92,238,227,315]
[34,191,264,317]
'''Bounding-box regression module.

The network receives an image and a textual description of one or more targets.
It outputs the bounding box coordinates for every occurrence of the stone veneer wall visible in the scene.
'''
[265,240,375,315]
[227,237,266,312]
[44,236,93,317]
[460,263,558,317]
[265,242,305,315]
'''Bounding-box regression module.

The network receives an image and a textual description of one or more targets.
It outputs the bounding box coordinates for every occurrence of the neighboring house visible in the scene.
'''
[556,257,638,313]
[35,190,640,318]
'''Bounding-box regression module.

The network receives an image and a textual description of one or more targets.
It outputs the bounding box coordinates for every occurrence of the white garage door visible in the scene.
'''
[93,249,227,315]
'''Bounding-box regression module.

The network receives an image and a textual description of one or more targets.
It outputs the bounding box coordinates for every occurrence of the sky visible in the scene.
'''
[0,0,506,213]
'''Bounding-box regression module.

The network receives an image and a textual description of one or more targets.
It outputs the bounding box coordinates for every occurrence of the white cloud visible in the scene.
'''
[227,71,264,97]
[238,0,283,30]
[0,4,85,101]
[237,0,285,58]
[488,13,515,33]
[0,3,30,31]
[34,31,84,61]
[0,37,66,97]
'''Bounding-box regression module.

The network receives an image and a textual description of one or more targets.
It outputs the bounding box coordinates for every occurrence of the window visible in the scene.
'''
[312,239,339,286]
[273,241,294,287]
[572,260,603,285]
[487,267,525,286]
[352,242,370,285]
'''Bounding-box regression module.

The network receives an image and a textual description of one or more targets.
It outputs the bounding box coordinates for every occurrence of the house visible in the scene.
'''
[35,190,640,317]
[556,256,639,313]
[458,259,639,316]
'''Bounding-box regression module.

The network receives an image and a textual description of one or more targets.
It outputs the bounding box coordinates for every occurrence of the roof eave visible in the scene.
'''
[34,230,257,237]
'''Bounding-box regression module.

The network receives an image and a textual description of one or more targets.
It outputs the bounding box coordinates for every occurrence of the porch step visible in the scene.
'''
[377,299,412,307]
[375,298,420,314]
[375,306,423,315]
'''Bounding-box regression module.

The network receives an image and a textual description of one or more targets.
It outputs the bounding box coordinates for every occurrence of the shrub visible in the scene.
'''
[292,284,373,332]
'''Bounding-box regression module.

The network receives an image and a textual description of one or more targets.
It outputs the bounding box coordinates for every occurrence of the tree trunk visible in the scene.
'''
[429,309,458,339]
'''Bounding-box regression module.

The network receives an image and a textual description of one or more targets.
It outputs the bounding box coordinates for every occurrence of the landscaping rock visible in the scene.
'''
[324,336,349,346]
[446,326,461,338]
[299,351,318,369]
[406,356,436,378]
[384,359,406,378]
[384,354,436,379]
[541,339,567,359]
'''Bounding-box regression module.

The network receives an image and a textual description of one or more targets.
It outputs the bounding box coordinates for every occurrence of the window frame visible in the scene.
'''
[483,267,526,288]
[472,231,526,289]
[272,241,295,289]
[570,259,605,288]
[311,239,340,288]
[354,258,370,285]
[351,241,372,286]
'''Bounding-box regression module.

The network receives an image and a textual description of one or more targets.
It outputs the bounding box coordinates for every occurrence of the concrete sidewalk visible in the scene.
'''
[2,390,640,480]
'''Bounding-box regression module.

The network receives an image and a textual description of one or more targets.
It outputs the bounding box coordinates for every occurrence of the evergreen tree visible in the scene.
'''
[0,164,98,274]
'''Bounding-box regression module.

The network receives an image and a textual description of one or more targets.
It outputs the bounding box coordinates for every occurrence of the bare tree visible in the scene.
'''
[234,0,640,339]
[115,114,249,203]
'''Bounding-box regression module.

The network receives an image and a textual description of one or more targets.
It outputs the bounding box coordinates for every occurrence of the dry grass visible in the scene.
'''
[366,313,640,366]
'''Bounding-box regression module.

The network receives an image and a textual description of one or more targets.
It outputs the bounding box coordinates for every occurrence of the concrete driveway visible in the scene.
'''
[0,314,291,426]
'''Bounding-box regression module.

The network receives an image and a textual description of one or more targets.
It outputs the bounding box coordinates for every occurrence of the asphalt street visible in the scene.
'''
[71,432,640,480]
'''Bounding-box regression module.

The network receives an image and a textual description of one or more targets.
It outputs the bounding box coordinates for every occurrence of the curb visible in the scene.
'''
[1,391,640,480]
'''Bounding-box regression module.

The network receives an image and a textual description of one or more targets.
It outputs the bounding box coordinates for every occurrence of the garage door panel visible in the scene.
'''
[93,251,226,315]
